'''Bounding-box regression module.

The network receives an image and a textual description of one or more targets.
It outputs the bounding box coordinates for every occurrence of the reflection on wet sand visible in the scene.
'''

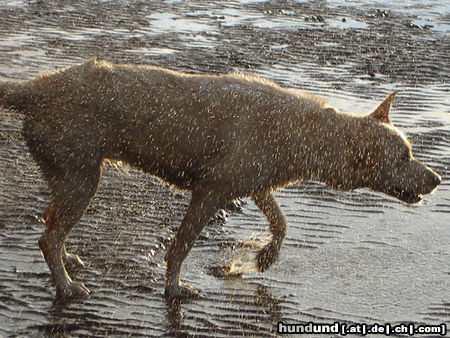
[166,280,282,336]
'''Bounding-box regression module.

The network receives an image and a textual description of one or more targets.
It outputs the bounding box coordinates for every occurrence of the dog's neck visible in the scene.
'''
[288,106,365,190]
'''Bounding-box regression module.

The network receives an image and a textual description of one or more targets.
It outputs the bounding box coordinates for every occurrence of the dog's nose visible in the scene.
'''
[433,173,442,187]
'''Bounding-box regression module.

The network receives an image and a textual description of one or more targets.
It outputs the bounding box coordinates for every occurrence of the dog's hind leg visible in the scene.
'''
[42,209,85,270]
[38,165,101,300]
[252,191,287,272]
[164,189,224,299]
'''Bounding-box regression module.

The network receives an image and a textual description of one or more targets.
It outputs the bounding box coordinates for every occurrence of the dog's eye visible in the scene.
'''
[401,153,410,161]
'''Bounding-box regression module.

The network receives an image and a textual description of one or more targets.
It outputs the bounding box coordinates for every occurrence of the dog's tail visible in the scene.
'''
[0,80,29,112]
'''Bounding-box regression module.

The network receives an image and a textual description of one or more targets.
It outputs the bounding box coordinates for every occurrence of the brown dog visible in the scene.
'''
[0,59,441,300]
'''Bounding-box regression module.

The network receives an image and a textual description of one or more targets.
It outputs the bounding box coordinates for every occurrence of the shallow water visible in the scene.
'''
[0,0,449,337]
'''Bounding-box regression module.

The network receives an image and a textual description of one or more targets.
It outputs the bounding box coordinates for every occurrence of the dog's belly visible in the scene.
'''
[104,121,227,190]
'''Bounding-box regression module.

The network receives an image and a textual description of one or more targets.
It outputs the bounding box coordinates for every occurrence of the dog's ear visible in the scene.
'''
[370,92,396,123]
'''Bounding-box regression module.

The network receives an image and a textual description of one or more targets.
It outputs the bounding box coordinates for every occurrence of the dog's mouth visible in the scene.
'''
[391,187,423,204]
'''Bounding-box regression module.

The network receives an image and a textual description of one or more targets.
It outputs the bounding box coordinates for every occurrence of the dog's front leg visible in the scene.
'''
[164,190,223,299]
[252,191,287,272]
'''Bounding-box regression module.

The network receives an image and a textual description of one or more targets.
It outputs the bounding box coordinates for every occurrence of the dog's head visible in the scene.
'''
[347,92,441,203]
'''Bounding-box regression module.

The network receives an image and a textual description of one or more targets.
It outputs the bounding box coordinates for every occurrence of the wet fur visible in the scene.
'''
[0,59,441,300]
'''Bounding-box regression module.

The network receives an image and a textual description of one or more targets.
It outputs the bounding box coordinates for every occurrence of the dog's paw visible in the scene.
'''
[56,281,91,301]
[165,282,202,300]
[63,253,85,270]
[256,243,279,272]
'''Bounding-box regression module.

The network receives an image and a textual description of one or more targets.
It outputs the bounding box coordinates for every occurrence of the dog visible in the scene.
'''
[0,59,441,300]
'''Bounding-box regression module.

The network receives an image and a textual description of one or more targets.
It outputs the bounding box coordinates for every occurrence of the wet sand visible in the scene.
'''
[0,0,449,336]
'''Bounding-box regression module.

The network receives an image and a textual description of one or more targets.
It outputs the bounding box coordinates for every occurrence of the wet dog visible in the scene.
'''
[0,59,441,300]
